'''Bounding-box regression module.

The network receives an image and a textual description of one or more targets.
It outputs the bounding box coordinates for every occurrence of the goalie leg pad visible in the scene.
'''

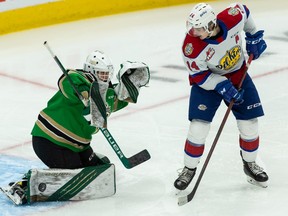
[27,164,115,204]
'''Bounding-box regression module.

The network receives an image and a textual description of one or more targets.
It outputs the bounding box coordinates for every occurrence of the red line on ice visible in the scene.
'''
[0,66,287,152]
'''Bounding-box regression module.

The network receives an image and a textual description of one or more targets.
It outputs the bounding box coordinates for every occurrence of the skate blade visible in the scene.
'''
[0,187,22,205]
[246,176,268,188]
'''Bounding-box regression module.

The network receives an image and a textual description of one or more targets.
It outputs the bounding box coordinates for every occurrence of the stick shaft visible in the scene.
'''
[44,41,87,105]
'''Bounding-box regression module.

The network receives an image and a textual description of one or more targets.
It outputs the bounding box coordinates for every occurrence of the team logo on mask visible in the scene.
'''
[184,43,193,56]
[216,45,241,70]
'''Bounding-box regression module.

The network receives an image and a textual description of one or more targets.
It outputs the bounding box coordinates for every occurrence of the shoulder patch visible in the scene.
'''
[184,43,193,56]
[218,7,243,31]
[228,7,239,16]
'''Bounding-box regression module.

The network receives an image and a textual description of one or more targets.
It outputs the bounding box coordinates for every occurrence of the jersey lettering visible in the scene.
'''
[216,45,241,70]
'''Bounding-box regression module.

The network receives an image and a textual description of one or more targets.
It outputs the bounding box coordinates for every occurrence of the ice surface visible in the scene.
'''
[0,0,288,215]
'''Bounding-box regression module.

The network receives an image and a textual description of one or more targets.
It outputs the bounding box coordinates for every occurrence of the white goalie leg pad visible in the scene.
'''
[114,61,150,103]
[237,118,259,162]
[27,164,115,204]
[184,119,210,168]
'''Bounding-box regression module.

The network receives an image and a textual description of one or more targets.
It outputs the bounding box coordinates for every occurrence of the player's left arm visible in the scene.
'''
[236,3,267,60]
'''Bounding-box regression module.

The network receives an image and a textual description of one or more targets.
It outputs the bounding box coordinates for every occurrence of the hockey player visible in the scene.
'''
[174,3,268,191]
[1,50,150,205]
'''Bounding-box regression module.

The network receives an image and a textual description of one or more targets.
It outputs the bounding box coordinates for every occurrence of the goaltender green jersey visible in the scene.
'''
[31,70,128,152]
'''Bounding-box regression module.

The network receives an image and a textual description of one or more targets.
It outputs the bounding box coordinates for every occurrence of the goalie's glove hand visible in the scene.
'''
[245,30,267,60]
[124,68,149,86]
[115,61,150,103]
[215,80,244,105]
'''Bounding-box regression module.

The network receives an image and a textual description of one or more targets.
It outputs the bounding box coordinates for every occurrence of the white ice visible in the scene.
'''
[0,0,288,215]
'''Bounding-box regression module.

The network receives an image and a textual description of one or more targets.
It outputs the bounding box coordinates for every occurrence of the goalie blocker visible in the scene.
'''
[0,164,115,205]
[114,61,150,103]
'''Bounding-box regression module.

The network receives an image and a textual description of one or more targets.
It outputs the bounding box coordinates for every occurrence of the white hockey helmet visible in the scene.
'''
[83,50,114,83]
[186,3,217,37]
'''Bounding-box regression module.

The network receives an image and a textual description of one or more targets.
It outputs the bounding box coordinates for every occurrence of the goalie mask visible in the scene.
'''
[186,3,217,38]
[83,50,114,84]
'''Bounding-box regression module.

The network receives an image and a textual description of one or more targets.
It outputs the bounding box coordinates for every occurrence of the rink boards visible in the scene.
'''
[0,0,206,35]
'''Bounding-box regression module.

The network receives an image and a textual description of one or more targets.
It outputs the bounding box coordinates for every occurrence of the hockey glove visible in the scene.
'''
[215,80,244,105]
[245,30,267,60]
[114,61,150,103]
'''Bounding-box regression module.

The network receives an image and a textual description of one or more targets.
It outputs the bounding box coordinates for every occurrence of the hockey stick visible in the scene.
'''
[43,41,88,107]
[44,41,151,169]
[178,54,254,206]
[100,128,150,169]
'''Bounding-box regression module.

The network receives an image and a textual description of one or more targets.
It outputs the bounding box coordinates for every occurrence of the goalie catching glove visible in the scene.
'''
[114,61,150,103]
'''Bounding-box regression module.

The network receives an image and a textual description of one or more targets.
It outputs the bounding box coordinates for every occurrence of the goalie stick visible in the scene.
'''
[100,128,150,169]
[178,54,254,206]
[44,41,151,169]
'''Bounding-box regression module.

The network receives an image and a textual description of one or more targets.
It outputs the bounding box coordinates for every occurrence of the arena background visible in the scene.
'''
[0,0,210,35]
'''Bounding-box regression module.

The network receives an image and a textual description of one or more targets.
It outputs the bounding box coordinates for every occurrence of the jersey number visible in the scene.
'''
[187,61,200,71]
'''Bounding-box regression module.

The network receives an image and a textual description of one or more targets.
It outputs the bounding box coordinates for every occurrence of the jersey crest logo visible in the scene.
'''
[184,43,193,56]
[216,45,241,70]
[228,7,239,16]
[206,48,215,61]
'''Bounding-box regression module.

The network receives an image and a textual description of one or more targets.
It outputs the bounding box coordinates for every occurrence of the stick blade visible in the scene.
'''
[126,149,151,169]
[178,195,189,206]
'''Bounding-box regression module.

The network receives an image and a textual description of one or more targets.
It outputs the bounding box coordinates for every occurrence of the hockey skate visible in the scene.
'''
[0,180,28,205]
[174,167,196,190]
[241,156,269,188]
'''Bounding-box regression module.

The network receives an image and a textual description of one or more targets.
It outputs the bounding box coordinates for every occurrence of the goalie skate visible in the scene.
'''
[0,181,27,205]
